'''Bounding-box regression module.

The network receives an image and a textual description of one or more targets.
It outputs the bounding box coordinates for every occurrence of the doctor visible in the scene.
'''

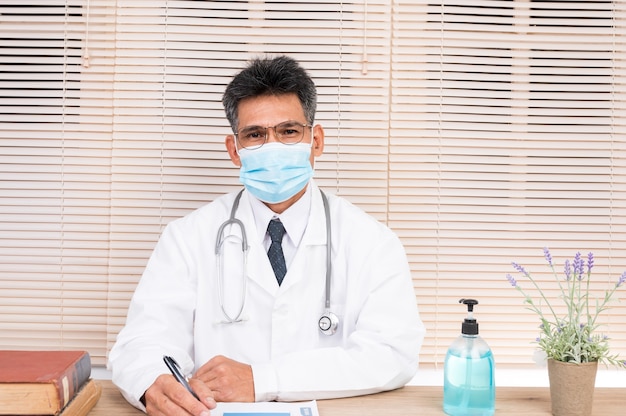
[109,55,425,416]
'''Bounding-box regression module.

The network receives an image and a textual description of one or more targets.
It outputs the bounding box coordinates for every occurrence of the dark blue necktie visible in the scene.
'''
[267,218,287,285]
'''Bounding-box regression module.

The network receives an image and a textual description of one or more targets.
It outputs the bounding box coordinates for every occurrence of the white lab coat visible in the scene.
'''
[108,181,425,409]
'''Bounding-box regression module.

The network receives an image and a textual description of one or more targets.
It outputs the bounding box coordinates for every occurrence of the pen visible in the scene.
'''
[163,355,201,401]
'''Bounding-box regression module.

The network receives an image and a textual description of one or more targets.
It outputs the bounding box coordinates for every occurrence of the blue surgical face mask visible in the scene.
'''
[238,142,314,204]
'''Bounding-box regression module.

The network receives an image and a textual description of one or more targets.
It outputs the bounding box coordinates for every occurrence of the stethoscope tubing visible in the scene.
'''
[215,190,248,323]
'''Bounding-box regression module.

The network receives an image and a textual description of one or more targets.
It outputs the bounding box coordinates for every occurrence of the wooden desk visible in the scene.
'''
[91,379,624,415]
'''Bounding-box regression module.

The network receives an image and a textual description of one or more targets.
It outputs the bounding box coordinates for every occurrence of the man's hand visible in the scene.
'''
[193,355,255,402]
[143,374,217,416]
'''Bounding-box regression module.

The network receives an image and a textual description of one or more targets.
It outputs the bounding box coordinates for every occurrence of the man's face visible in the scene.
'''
[225,93,324,168]
[223,93,325,212]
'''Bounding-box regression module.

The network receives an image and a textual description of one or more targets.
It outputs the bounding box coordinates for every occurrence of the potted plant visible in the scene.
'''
[506,248,626,416]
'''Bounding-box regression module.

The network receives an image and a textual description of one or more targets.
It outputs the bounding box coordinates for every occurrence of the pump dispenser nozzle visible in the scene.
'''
[460,298,478,311]
[459,298,479,335]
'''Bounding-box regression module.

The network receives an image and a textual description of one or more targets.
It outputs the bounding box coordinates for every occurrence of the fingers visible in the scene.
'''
[189,378,217,410]
[193,355,255,403]
[194,354,225,380]
[144,374,215,416]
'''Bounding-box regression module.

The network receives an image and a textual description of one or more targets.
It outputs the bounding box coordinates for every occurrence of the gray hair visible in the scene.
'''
[222,55,318,132]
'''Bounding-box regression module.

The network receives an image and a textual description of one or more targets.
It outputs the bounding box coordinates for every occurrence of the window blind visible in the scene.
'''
[0,0,114,359]
[392,0,626,366]
[0,0,624,370]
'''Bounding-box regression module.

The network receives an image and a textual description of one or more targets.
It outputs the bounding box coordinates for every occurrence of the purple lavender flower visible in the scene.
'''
[617,271,626,288]
[573,252,584,280]
[512,262,527,276]
[543,247,553,266]
[564,259,571,280]
[587,252,594,273]
[506,273,517,287]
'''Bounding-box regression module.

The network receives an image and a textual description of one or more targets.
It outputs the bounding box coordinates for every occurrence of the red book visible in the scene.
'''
[0,350,91,415]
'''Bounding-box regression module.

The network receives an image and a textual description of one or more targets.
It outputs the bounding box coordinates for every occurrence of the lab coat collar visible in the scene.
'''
[248,183,313,249]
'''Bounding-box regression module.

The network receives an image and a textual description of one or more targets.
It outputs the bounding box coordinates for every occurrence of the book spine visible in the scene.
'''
[59,380,102,416]
[54,352,92,409]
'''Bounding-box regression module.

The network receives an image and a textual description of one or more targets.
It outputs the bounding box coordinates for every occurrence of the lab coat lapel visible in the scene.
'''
[279,187,328,290]
[235,192,279,296]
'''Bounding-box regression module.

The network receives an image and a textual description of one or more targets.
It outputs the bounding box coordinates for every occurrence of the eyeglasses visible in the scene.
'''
[235,120,311,150]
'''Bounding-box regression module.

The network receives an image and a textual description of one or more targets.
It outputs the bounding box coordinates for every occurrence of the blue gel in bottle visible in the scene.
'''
[443,299,495,416]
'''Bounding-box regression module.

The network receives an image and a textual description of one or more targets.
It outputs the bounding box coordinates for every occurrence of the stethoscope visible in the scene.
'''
[214,189,339,336]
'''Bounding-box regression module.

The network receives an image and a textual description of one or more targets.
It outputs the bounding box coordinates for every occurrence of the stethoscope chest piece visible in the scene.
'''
[318,310,339,336]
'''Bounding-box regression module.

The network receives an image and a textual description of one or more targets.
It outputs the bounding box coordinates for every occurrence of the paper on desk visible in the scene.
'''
[211,400,319,416]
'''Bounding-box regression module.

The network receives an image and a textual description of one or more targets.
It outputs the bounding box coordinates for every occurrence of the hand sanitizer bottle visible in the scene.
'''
[443,299,495,416]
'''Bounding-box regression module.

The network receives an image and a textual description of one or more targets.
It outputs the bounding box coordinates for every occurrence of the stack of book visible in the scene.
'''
[0,350,101,416]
